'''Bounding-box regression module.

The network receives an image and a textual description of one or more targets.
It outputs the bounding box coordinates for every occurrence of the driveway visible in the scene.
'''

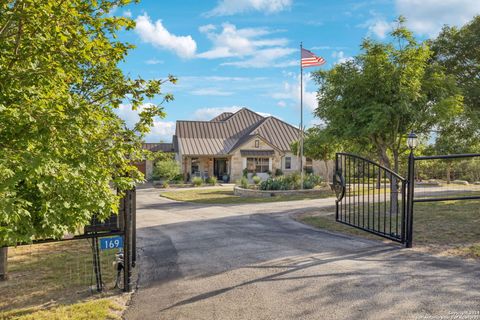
[124,187,480,320]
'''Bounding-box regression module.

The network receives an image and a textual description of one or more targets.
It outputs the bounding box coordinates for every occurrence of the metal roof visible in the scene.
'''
[176,108,300,156]
[142,143,175,152]
[240,150,275,157]
[210,112,234,121]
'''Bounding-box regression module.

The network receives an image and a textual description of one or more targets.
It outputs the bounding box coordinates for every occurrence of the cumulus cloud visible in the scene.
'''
[193,106,244,120]
[205,0,292,16]
[359,14,394,39]
[271,73,318,112]
[197,22,295,68]
[395,0,480,36]
[332,51,353,64]
[135,14,197,58]
[116,104,175,142]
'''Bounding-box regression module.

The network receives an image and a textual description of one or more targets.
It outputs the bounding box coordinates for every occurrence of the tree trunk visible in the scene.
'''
[0,247,7,281]
[324,160,330,182]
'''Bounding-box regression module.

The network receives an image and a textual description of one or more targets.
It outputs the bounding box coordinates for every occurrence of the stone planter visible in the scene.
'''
[234,186,330,198]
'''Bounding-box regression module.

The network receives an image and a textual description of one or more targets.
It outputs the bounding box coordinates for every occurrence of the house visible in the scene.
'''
[173,108,330,182]
[135,142,175,179]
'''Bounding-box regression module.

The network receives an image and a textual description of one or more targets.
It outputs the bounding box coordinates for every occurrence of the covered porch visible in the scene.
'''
[183,156,231,182]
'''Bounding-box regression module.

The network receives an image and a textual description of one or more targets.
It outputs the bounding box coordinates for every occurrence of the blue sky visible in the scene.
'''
[114,0,480,142]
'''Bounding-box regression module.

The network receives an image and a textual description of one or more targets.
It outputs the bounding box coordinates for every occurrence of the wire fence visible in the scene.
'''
[0,237,125,314]
[414,156,480,201]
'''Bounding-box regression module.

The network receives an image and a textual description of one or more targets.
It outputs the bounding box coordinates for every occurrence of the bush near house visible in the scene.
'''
[206,176,218,185]
[152,158,181,182]
[252,176,262,185]
[192,177,203,187]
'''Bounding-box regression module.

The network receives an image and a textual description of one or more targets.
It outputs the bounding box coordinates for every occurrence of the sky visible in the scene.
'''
[114,0,480,142]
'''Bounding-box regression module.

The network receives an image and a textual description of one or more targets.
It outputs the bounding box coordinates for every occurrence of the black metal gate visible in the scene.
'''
[334,153,407,243]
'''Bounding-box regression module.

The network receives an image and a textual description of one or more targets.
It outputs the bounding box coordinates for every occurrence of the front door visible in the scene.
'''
[214,159,228,180]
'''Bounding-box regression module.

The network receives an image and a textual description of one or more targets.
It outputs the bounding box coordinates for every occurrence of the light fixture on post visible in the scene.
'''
[405,131,418,248]
[407,131,418,150]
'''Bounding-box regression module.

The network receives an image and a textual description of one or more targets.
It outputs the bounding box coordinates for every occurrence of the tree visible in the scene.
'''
[152,158,181,182]
[0,0,176,251]
[291,127,340,181]
[430,16,480,127]
[313,17,462,173]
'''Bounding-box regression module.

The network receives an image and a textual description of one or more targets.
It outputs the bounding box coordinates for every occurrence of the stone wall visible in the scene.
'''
[234,186,330,198]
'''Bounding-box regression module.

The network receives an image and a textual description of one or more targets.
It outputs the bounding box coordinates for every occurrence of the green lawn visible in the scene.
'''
[159,187,334,204]
[0,240,127,320]
[298,200,480,258]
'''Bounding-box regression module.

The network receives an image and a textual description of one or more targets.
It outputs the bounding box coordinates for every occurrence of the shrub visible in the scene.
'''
[238,177,249,189]
[161,181,169,188]
[192,177,203,187]
[206,176,217,185]
[252,176,261,185]
[242,168,249,178]
[259,173,324,191]
[151,158,180,182]
[275,168,283,176]
[303,174,323,189]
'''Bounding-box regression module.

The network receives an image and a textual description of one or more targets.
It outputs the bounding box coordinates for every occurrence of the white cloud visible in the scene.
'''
[145,59,163,65]
[147,120,176,142]
[206,0,292,16]
[359,14,394,39]
[395,0,480,36]
[197,22,295,68]
[332,51,353,64]
[123,10,132,17]
[277,100,287,108]
[116,104,175,142]
[193,106,243,120]
[191,88,234,96]
[135,14,197,58]
[271,73,318,112]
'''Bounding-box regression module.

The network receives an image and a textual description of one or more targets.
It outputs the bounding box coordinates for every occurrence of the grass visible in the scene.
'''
[159,187,334,204]
[0,298,123,320]
[298,200,480,259]
[0,240,128,319]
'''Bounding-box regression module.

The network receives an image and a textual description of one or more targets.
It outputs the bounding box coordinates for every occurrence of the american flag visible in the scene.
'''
[301,48,325,68]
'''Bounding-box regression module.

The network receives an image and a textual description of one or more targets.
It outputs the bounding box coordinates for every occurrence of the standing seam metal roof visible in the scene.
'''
[176,108,300,156]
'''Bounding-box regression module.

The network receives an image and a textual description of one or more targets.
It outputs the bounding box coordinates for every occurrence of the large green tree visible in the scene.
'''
[430,16,480,120]
[313,17,462,173]
[0,0,175,248]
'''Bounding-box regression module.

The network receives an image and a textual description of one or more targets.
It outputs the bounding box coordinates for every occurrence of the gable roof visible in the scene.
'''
[175,108,300,156]
[142,142,175,152]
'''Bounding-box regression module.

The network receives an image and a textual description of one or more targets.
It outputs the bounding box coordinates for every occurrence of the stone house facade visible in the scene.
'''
[172,108,331,182]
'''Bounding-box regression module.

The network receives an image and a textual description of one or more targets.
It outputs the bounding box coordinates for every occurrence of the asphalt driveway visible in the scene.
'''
[124,186,480,320]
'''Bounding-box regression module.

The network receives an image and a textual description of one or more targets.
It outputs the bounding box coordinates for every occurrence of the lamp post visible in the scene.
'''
[406,131,418,248]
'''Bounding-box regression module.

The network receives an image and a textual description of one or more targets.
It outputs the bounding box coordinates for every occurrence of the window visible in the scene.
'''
[246,157,269,173]
[255,140,260,148]
[305,157,313,174]
[191,158,199,175]
[285,157,291,170]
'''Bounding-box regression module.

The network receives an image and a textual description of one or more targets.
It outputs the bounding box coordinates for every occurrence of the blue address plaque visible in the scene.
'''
[99,236,123,251]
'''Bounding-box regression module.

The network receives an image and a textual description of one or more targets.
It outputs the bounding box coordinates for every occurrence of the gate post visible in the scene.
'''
[406,150,415,248]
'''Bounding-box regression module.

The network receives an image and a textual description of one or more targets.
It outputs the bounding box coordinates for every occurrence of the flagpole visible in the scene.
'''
[300,42,304,190]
